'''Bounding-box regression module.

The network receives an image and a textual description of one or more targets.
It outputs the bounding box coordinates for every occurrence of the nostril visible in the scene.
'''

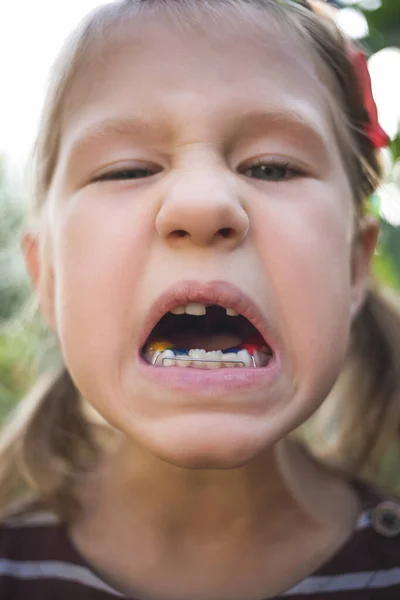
[219,228,235,239]
[167,227,239,244]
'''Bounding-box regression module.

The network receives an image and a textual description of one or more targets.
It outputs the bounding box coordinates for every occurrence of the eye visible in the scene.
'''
[92,165,162,182]
[239,160,305,182]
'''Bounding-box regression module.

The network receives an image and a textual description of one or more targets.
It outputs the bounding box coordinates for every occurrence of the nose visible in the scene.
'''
[155,171,249,249]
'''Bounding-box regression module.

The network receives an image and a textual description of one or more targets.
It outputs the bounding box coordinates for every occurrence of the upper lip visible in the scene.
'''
[139,280,275,352]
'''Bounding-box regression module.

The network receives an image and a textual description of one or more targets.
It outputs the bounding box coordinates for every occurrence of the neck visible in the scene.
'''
[71,435,361,600]
[75,435,359,541]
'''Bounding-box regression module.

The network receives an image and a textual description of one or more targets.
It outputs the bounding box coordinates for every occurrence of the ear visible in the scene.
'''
[22,231,56,329]
[350,215,380,318]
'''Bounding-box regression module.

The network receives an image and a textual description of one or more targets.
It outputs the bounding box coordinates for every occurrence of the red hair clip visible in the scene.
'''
[299,1,390,149]
[349,47,390,150]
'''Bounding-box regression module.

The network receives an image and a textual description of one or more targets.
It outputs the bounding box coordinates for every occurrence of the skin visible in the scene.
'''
[24,9,379,599]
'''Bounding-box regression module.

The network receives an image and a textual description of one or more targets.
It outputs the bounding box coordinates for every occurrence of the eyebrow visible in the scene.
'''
[229,108,330,159]
[64,108,330,166]
[65,117,171,158]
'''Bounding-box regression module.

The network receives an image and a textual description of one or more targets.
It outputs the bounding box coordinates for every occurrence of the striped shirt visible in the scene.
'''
[0,491,399,599]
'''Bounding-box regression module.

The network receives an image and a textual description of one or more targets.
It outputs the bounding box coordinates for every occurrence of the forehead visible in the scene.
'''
[61,8,334,148]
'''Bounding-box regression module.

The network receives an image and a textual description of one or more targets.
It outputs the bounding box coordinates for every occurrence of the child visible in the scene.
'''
[0,0,399,597]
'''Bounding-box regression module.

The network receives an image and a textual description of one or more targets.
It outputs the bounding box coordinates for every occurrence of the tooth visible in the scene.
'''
[226,308,239,317]
[151,351,163,366]
[170,306,186,315]
[204,350,222,369]
[160,349,176,367]
[188,349,206,368]
[221,352,239,367]
[189,349,207,359]
[174,350,192,367]
[177,358,191,367]
[185,303,206,316]
[236,349,252,367]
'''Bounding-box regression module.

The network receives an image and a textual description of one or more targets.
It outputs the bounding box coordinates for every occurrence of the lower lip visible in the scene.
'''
[137,354,281,394]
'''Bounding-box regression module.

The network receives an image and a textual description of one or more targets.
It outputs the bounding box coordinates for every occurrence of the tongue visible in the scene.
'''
[171,331,243,351]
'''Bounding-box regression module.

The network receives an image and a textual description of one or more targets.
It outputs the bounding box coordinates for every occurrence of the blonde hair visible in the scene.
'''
[1,0,399,521]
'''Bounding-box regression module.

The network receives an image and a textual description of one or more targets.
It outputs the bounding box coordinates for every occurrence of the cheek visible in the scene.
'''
[50,191,153,373]
[253,186,353,385]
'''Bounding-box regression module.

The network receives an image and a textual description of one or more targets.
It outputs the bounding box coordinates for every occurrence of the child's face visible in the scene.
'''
[32,13,377,468]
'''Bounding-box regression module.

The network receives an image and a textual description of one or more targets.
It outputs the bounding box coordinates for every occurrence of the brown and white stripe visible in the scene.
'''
[0,502,398,599]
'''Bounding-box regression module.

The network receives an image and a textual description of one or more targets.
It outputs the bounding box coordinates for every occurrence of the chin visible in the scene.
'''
[132,413,277,470]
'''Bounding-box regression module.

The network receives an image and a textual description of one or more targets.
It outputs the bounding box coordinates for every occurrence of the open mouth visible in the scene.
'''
[142,303,273,369]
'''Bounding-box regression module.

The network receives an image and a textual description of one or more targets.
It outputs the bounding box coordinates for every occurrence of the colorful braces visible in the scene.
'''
[146,335,271,368]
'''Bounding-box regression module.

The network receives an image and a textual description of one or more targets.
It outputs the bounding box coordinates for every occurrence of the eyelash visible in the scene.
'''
[93,167,160,182]
[239,160,306,182]
[91,160,306,183]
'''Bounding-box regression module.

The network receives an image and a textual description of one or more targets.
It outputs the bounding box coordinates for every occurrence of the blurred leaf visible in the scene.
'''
[373,248,400,288]
[391,134,400,162]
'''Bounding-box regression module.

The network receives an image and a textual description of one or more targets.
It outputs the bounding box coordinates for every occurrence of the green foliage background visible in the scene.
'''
[0,161,32,419]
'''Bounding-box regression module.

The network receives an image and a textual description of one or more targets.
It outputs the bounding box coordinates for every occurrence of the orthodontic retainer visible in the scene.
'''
[147,337,269,368]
